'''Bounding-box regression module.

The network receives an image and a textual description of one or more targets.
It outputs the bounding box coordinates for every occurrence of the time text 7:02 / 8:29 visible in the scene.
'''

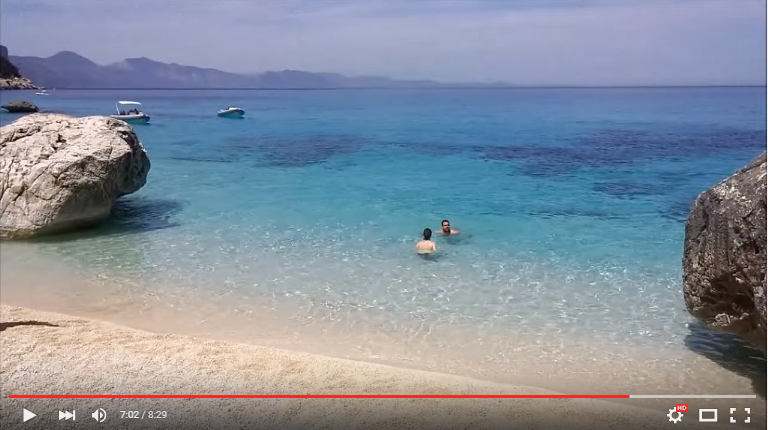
[120,411,168,419]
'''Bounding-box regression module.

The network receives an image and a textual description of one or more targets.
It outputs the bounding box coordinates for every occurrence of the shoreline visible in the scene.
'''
[1,257,765,399]
[0,247,765,428]
[0,304,756,429]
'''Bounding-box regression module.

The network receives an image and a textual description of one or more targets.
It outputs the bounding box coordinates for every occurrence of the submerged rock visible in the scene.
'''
[683,151,767,353]
[1,100,39,113]
[0,114,151,239]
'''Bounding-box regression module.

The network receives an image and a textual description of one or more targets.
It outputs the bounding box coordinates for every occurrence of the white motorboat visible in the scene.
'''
[35,88,50,96]
[217,106,245,118]
[111,101,150,124]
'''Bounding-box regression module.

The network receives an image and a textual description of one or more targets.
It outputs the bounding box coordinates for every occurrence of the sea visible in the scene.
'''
[1,87,766,400]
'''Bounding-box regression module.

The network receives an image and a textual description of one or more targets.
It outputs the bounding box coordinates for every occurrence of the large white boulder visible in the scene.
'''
[0,114,150,239]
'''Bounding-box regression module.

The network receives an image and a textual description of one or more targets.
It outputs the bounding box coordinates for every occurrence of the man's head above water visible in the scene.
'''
[440,220,459,235]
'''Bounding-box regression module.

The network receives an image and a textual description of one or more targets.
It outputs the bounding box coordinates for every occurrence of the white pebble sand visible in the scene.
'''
[0,305,752,430]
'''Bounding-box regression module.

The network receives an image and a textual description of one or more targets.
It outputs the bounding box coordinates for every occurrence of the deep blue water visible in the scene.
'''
[1,87,766,368]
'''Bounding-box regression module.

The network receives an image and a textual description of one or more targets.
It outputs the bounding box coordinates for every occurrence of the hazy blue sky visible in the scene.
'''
[1,0,765,85]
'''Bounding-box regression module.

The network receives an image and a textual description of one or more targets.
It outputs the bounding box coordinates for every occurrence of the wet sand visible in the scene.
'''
[1,304,761,430]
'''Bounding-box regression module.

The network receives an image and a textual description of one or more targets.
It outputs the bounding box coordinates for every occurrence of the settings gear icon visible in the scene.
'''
[667,408,683,424]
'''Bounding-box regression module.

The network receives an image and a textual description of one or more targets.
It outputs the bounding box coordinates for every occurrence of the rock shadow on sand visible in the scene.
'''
[0,321,59,332]
[684,321,767,398]
[27,197,184,243]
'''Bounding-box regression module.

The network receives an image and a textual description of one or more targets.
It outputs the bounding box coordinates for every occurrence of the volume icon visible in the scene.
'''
[59,410,75,421]
[91,408,106,423]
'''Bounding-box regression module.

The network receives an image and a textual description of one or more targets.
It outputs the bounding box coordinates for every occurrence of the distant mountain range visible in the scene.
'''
[9,50,504,89]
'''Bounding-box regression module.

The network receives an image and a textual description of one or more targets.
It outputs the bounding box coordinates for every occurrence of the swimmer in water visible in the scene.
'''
[416,228,437,254]
[438,219,460,236]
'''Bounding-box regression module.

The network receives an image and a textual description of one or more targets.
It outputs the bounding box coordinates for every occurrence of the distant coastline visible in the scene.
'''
[7,49,765,90]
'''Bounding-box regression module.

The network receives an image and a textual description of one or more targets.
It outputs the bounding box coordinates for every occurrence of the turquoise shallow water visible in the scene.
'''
[1,88,766,380]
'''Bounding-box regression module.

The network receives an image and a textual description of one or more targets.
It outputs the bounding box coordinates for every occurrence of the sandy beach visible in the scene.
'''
[0,304,758,430]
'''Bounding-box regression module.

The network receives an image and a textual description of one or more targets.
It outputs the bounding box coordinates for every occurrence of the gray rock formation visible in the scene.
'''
[0,76,37,90]
[0,45,37,90]
[0,114,151,239]
[1,101,39,113]
[683,151,767,353]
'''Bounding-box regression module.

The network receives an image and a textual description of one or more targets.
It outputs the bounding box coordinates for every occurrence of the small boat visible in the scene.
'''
[217,106,245,118]
[35,89,50,96]
[110,101,150,124]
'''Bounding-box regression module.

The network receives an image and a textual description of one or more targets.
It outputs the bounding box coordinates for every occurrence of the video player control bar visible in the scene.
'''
[9,394,760,399]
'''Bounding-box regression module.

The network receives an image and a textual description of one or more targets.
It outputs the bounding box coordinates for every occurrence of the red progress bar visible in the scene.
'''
[9,395,630,399]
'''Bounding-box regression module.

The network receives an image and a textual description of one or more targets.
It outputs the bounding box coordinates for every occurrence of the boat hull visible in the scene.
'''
[111,114,150,124]
[218,109,245,118]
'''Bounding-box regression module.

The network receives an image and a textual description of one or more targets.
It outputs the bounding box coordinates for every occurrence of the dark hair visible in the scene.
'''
[423,228,432,240]
[441,219,450,226]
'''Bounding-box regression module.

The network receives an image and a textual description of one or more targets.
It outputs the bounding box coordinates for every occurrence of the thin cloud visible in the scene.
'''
[0,0,764,85]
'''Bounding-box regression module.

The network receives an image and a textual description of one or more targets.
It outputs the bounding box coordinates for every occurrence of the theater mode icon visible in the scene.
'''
[699,408,718,423]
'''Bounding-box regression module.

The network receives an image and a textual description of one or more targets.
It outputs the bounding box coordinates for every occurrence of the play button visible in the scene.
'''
[23,408,36,422]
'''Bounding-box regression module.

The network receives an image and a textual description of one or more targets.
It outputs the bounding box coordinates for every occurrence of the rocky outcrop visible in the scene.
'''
[0,76,37,90]
[683,151,767,353]
[1,101,39,113]
[0,114,151,239]
[0,45,37,90]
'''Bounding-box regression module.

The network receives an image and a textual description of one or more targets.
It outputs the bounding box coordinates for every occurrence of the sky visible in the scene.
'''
[0,0,765,86]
